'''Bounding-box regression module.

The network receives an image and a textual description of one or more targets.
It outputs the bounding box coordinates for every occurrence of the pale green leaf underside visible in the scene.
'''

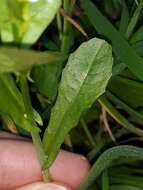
[43,37,113,168]
[0,0,61,44]
[0,47,66,73]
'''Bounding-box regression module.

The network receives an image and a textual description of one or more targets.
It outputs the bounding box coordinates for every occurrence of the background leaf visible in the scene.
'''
[79,145,143,190]
[108,76,143,108]
[0,0,61,44]
[111,185,142,190]
[0,47,66,73]
[125,0,143,39]
[80,0,143,81]
[32,58,64,103]
[0,74,32,131]
[43,37,113,168]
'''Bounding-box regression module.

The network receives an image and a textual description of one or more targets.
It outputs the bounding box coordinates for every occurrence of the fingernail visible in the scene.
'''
[33,183,69,190]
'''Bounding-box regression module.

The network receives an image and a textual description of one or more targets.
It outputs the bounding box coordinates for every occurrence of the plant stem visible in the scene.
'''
[61,0,72,53]
[20,73,47,181]
[80,118,96,147]
[56,10,62,40]
[101,107,116,142]
[64,134,73,149]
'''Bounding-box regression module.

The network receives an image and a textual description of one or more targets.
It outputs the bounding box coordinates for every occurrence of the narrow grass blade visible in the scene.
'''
[80,0,143,81]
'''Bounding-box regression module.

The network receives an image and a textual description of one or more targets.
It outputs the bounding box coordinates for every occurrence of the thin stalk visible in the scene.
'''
[98,95,143,137]
[80,118,96,147]
[60,8,88,39]
[61,0,72,53]
[56,10,62,40]
[20,74,47,181]
[64,134,73,149]
[101,107,116,142]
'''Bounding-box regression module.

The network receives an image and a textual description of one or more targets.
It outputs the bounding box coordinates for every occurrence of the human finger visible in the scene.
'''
[0,140,90,190]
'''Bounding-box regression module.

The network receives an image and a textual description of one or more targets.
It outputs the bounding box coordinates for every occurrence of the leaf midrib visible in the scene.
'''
[45,41,107,154]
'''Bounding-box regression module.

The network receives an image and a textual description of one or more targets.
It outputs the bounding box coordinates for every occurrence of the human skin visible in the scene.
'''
[0,132,90,190]
[16,182,72,190]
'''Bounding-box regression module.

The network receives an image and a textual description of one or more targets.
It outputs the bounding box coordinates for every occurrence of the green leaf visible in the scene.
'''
[79,145,143,190]
[32,58,64,103]
[0,74,23,115]
[130,24,143,44]
[0,73,34,131]
[108,76,143,108]
[111,185,142,190]
[111,174,143,188]
[0,47,66,73]
[119,0,129,34]
[22,0,61,44]
[125,0,143,39]
[106,90,143,124]
[0,0,61,44]
[133,41,143,57]
[43,37,113,168]
[0,0,24,42]
[80,0,143,81]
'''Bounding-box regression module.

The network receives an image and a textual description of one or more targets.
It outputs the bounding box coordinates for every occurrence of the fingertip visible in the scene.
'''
[0,140,90,189]
[50,150,90,189]
[15,182,72,190]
